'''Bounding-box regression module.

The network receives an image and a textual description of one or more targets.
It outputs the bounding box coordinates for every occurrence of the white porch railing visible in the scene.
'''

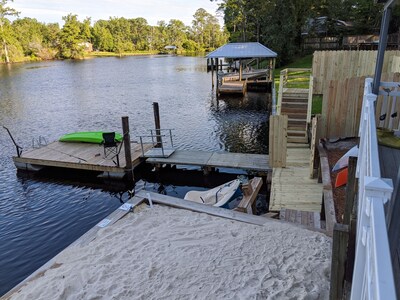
[351,77,395,299]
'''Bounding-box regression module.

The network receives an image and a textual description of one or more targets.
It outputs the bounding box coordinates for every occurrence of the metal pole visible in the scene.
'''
[372,6,393,95]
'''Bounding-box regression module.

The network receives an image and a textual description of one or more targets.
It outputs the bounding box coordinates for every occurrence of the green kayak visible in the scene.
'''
[59,131,123,144]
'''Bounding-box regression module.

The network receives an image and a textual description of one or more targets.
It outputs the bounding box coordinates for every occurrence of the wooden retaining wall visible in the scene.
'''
[269,115,288,168]
[320,72,400,139]
[312,50,400,94]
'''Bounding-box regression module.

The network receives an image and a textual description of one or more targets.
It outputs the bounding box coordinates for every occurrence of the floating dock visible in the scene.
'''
[13,141,152,178]
[146,150,270,175]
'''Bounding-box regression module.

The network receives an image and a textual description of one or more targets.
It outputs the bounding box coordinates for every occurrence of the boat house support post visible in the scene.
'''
[211,58,214,89]
[239,59,242,81]
[122,116,133,181]
[215,58,219,96]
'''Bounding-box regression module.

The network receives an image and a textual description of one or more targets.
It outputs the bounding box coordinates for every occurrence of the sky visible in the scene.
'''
[9,0,222,26]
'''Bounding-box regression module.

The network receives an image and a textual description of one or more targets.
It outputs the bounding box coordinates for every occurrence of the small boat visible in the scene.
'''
[332,146,358,172]
[184,179,242,208]
[59,131,123,144]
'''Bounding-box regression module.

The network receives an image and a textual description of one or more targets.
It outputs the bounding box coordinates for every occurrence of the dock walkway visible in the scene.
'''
[146,150,270,174]
[269,146,322,212]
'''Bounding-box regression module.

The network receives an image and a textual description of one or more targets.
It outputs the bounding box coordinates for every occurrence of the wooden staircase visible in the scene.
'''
[281,88,309,144]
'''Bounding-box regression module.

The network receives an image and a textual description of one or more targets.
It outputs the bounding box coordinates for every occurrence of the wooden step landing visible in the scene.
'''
[280,208,321,230]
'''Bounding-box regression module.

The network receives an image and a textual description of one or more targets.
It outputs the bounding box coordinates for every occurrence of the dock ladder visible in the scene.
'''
[137,129,175,158]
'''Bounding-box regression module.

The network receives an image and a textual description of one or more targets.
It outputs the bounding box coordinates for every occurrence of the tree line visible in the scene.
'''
[0,1,228,63]
[213,0,400,65]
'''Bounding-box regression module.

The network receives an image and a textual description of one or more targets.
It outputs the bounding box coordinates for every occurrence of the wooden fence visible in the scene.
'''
[312,50,400,94]
[320,73,400,139]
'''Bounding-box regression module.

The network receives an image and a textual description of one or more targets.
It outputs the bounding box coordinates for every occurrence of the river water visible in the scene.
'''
[0,56,270,296]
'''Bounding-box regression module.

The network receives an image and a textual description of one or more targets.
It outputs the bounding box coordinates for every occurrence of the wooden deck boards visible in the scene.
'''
[270,147,323,212]
[280,208,321,230]
[13,141,152,173]
[146,150,270,173]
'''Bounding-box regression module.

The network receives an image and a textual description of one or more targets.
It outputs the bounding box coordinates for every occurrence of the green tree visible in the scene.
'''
[58,14,84,59]
[191,8,227,51]
[80,17,92,42]
[92,20,113,51]
[0,0,19,63]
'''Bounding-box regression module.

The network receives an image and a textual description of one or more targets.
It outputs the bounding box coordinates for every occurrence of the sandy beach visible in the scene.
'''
[8,205,332,300]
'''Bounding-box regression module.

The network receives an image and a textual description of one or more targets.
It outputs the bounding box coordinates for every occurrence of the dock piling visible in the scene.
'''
[122,116,133,181]
[153,102,162,147]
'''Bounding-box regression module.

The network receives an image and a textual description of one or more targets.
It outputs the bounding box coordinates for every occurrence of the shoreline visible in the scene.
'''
[0,50,207,65]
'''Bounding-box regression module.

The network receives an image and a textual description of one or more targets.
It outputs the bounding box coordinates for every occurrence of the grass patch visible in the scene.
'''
[87,50,159,57]
[312,95,323,115]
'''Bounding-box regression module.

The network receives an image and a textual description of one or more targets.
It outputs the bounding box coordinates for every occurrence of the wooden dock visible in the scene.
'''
[13,141,153,178]
[146,150,270,174]
[269,147,322,212]
[218,81,247,95]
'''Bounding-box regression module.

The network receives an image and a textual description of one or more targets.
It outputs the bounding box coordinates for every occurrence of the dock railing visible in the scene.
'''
[137,129,174,158]
[351,77,395,299]
[277,68,312,122]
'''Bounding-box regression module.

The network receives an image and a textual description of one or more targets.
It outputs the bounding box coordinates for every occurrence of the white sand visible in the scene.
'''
[10,205,332,300]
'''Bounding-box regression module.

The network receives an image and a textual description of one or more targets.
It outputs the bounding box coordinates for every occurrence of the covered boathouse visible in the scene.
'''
[206,42,277,95]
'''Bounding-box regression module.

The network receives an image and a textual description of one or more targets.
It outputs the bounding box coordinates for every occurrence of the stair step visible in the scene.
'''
[288,126,307,131]
[281,108,308,114]
[282,98,309,103]
[282,93,309,99]
[288,136,308,143]
[282,103,308,108]
[282,113,308,119]
[287,130,307,137]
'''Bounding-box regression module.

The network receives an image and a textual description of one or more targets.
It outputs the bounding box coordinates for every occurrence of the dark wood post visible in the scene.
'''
[330,223,349,300]
[122,116,133,181]
[343,157,358,225]
[344,156,358,283]
[153,102,162,147]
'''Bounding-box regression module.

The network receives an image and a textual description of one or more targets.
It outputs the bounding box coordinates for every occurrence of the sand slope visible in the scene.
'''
[9,205,331,300]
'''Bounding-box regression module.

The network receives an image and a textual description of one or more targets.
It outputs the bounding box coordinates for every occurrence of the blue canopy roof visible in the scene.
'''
[206,42,277,59]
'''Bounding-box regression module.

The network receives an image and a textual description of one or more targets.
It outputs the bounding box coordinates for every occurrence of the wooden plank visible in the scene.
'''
[207,152,270,172]
[146,150,270,172]
[136,190,270,226]
[146,150,212,166]
[236,177,263,214]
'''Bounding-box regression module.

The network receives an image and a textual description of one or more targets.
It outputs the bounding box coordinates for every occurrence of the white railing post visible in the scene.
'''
[351,78,396,300]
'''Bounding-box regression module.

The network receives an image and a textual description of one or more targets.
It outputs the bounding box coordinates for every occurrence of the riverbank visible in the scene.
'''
[6,204,331,299]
